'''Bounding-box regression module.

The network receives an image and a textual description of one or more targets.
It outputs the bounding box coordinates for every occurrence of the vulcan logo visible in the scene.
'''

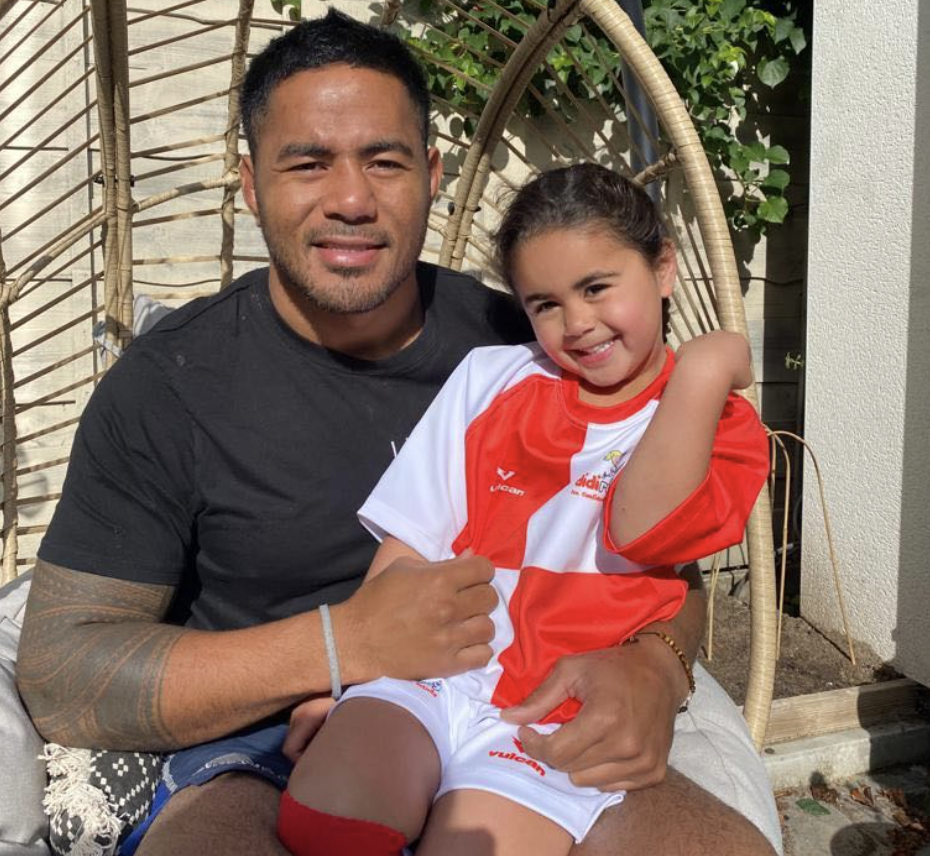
[490,467,525,496]
[488,737,546,777]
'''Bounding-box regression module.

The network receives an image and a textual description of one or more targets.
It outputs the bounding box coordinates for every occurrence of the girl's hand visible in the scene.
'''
[282,696,335,762]
[676,330,753,391]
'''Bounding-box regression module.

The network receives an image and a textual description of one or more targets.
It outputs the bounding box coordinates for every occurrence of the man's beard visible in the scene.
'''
[260,220,428,316]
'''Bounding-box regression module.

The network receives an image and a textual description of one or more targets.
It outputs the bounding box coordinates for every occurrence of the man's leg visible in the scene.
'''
[572,663,781,855]
[134,773,285,856]
[570,769,776,856]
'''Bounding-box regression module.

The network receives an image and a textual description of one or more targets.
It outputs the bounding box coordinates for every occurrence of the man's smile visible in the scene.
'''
[311,236,388,269]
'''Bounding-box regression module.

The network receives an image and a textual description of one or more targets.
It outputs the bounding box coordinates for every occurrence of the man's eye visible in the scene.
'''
[371,159,403,170]
[292,162,322,171]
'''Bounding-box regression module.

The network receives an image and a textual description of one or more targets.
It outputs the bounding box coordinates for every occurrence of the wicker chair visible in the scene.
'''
[0,0,776,747]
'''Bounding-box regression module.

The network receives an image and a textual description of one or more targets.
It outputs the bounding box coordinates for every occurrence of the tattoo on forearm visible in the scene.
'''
[17,560,184,750]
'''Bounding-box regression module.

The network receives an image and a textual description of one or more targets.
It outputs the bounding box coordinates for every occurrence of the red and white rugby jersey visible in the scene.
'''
[359,344,768,723]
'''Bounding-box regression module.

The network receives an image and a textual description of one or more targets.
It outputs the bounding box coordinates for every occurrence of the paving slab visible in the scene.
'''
[778,764,930,856]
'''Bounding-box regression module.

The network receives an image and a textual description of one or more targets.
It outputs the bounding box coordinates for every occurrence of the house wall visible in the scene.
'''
[802,0,930,685]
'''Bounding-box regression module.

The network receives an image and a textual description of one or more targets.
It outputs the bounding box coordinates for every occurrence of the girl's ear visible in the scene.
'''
[656,240,677,298]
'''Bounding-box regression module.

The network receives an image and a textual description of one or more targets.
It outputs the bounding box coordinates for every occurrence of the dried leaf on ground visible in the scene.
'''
[811,783,840,804]
[850,785,875,806]
[889,824,930,856]
[883,788,909,809]
[893,808,912,827]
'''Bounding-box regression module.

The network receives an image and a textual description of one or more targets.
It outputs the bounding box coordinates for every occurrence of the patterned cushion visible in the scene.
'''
[43,745,163,856]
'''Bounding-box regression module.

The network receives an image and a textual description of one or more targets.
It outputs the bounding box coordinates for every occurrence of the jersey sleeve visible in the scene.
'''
[38,347,197,585]
[357,352,476,562]
[603,393,769,565]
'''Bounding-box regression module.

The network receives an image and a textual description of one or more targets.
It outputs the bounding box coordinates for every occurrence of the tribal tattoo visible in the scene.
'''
[17,560,184,750]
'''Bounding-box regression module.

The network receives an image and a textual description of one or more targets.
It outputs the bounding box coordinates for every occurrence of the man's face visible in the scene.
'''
[241,65,442,316]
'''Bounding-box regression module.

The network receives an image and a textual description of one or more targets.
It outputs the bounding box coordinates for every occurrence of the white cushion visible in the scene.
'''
[0,573,50,855]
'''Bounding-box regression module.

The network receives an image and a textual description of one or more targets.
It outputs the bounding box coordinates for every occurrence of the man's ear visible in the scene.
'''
[240,155,260,223]
[657,240,677,298]
[427,146,443,199]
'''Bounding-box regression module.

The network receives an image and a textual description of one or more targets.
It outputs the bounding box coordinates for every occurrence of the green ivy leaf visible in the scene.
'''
[746,140,767,161]
[758,195,789,223]
[658,8,684,31]
[790,27,807,54]
[704,125,730,142]
[565,24,583,43]
[762,168,790,190]
[270,0,301,18]
[719,0,746,23]
[773,16,794,44]
[758,56,790,88]
[767,145,791,164]
[796,798,831,817]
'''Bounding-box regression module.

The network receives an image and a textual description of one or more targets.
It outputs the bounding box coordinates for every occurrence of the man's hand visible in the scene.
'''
[335,549,498,684]
[500,636,690,792]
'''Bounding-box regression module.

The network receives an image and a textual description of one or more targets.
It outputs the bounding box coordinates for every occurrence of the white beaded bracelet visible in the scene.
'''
[318,603,343,701]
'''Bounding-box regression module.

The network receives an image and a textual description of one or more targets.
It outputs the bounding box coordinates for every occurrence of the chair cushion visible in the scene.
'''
[42,745,163,856]
[0,573,50,855]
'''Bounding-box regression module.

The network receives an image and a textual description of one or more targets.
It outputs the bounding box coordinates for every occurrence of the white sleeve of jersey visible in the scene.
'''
[358,344,539,562]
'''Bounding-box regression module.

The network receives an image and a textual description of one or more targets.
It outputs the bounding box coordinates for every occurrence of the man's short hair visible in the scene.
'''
[240,9,431,157]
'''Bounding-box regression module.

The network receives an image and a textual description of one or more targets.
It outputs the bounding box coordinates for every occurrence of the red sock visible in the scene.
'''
[277,790,408,856]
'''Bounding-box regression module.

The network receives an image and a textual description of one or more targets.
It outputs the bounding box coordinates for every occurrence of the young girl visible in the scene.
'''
[276,163,769,856]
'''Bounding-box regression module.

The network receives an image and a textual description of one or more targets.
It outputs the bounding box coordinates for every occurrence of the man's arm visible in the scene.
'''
[17,553,497,751]
[502,563,705,791]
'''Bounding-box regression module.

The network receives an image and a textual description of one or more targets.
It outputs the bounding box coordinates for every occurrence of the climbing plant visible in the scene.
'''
[269,0,806,233]
[644,0,805,230]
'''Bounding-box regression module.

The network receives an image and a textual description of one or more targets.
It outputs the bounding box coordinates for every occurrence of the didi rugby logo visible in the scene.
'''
[572,450,625,500]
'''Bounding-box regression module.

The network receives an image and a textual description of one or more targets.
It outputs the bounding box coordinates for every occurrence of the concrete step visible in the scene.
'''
[765,717,930,791]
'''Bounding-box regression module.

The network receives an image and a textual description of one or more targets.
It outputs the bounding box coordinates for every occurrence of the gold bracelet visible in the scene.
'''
[622,630,695,714]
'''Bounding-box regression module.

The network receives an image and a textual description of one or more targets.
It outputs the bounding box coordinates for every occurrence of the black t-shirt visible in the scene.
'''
[39,264,531,630]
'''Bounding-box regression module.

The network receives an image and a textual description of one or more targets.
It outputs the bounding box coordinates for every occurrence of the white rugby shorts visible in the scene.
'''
[336,676,623,843]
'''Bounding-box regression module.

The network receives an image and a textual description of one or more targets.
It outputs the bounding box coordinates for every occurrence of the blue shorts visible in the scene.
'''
[118,722,292,855]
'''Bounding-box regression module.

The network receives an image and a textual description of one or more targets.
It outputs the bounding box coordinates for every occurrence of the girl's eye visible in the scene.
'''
[533,301,557,315]
[585,283,608,297]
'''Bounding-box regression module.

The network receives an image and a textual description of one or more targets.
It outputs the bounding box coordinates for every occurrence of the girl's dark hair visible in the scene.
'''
[493,163,667,282]
[241,9,430,159]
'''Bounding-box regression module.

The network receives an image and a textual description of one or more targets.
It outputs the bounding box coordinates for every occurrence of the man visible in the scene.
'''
[17,11,780,855]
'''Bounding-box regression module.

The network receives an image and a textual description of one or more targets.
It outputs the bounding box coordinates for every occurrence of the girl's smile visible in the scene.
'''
[511,226,676,407]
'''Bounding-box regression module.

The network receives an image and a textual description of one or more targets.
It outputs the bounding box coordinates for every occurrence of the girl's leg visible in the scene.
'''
[280,697,441,853]
[417,789,574,856]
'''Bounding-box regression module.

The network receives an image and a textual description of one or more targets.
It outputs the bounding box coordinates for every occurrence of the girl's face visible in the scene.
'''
[511,226,676,407]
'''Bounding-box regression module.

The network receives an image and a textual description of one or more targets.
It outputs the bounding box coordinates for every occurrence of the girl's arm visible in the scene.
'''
[608,330,754,549]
